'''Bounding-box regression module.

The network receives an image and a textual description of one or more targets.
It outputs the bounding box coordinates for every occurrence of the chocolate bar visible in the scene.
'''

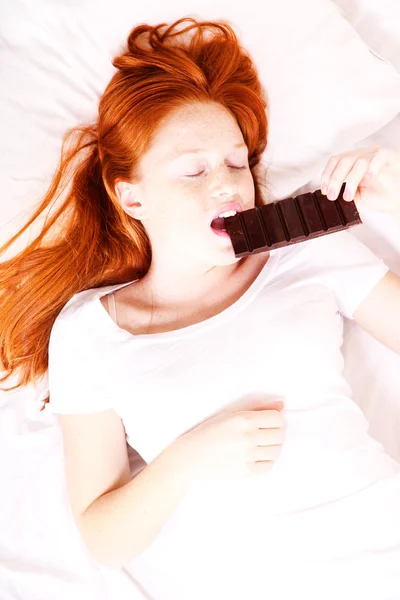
[224,183,362,257]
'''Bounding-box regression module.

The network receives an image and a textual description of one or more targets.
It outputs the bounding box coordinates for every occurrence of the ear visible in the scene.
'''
[115,181,147,221]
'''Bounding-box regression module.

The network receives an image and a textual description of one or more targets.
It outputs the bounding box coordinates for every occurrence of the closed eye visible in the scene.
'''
[186,166,248,178]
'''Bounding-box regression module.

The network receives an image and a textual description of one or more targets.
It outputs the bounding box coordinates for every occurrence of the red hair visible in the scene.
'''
[0,17,268,410]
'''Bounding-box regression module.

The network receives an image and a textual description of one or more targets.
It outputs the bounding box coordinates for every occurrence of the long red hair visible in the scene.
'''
[0,17,268,410]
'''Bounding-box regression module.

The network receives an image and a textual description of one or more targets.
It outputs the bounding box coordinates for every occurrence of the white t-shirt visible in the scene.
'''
[46,230,400,600]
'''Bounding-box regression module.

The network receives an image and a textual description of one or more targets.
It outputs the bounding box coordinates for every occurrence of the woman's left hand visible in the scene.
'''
[321,146,400,217]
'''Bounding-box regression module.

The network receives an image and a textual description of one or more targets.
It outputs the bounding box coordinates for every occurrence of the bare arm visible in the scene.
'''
[56,409,191,571]
[353,269,400,355]
[78,445,190,569]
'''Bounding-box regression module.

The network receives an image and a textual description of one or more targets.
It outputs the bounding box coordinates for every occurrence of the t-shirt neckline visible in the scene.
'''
[94,251,281,342]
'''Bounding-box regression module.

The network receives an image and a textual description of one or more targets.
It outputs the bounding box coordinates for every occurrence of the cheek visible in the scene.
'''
[174,183,205,212]
[246,171,256,189]
[157,188,199,229]
[147,180,183,217]
[239,173,256,202]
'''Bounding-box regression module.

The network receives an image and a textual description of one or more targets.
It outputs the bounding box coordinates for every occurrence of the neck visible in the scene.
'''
[137,255,251,310]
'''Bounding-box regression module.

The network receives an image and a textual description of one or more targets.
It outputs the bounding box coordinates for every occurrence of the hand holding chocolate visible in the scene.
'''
[224,183,362,257]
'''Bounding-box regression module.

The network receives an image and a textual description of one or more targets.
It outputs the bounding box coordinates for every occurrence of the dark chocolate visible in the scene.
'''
[224,183,362,257]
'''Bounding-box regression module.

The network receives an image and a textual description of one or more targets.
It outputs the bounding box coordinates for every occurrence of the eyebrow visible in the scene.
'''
[171,142,247,159]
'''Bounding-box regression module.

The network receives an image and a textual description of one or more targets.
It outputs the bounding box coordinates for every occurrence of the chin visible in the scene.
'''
[214,250,243,266]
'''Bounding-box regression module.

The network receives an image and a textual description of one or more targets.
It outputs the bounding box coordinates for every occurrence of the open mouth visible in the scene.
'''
[210,216,226,232]
[210,209,238,234]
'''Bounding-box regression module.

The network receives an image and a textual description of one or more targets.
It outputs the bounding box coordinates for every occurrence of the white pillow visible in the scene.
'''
[333,0,400,73]
[1,0,400,258]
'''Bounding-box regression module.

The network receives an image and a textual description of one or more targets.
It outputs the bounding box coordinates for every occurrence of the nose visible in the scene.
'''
[210,164,238,197]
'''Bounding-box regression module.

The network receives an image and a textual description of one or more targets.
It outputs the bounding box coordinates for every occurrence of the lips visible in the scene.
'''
[210,201,243,231]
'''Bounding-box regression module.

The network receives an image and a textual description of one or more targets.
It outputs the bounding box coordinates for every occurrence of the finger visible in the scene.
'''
[352,186,368,211]
[252,428,285,446]
[353,187,362,206]
[366,147,387,178]
[325,156,360,200]
[253,444,282,462]
[341,158,370,201]
[321,155,341,195]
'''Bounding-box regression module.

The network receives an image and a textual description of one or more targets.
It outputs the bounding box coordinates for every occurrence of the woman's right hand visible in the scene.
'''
[168,397,286,483]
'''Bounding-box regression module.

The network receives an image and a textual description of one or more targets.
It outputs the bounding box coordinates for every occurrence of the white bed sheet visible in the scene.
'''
[1,1,400,599]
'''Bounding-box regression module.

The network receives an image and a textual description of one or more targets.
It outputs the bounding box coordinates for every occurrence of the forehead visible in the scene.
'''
[145,102,244,162]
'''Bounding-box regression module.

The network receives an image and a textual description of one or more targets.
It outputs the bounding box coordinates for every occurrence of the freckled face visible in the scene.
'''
[136,101,256,266]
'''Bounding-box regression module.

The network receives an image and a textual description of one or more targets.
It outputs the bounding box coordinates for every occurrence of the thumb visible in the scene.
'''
[271,399,285,410]
[254,398,285,411]
[222,396,285,415]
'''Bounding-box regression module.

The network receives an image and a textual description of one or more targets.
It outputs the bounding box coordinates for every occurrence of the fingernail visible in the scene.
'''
[343,187,352,201]
[321,183,328,195]
[327,186,337,200]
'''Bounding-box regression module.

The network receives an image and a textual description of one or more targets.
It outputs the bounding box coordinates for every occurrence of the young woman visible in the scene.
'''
[1,17,400,600]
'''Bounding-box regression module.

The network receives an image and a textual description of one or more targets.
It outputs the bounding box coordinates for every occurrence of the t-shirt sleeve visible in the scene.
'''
[46,308,113,414]
[304,229,390,320]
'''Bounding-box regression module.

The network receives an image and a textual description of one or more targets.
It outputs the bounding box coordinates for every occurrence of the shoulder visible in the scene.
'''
[270,229,388,297]
[50,283,114,346]
[275,229,380,271]
[55,281,131,323]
